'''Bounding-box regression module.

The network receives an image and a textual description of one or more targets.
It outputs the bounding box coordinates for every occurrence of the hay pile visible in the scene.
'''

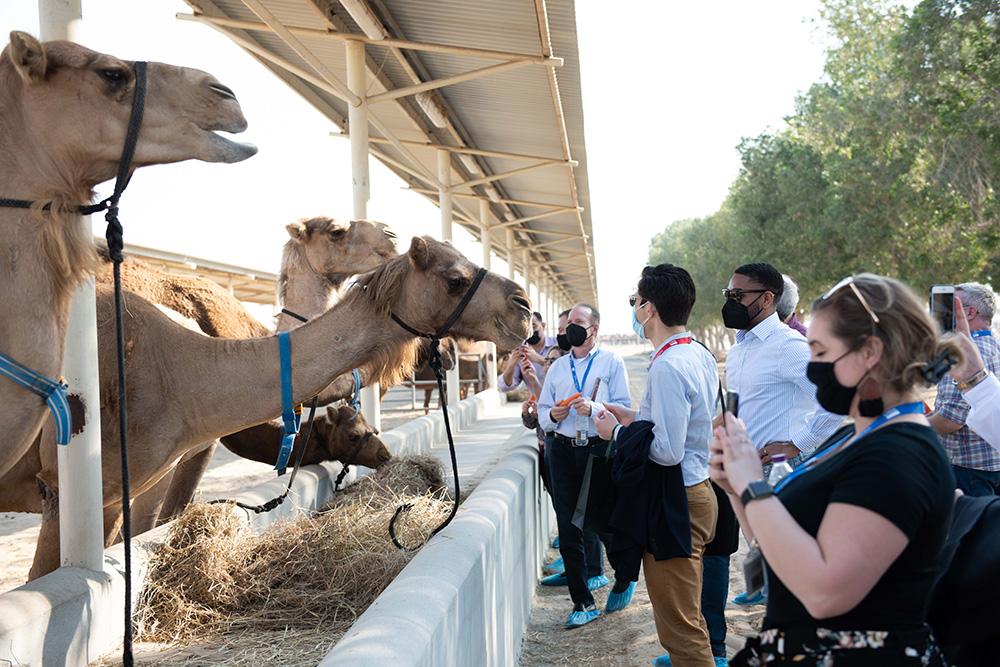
[134,455,450,648]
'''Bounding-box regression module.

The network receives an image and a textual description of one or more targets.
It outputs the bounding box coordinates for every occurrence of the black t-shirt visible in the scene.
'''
[764,422,955,631]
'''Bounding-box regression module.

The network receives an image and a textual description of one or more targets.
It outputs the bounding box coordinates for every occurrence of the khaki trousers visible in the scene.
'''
[642,479,719,667]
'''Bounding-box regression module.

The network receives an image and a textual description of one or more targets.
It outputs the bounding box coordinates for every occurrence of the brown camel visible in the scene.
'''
[25,236,530,578]
[0,32,254,480]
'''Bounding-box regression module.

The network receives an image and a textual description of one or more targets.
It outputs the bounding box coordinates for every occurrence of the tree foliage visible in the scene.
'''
[649,0,1000,330]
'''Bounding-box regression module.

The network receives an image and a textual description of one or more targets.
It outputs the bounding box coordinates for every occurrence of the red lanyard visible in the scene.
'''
[651,336,692,363]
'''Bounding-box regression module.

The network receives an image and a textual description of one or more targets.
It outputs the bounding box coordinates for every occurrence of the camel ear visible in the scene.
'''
[286,221,307,242]
[9,32,47,84]
[326,404,341,423]
[409,236,431,270]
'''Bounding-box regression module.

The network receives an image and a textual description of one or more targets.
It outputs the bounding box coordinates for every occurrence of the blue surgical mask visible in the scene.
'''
[632,302,651,339]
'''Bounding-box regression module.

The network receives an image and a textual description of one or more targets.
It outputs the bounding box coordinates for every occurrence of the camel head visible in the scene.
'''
[1,32,256,193]
[357,236,532,352]
[284,217,398,279]
[313,404,391,468]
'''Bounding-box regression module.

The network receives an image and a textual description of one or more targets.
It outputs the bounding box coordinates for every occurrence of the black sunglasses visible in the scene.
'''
[629,293,648,307]
[722,288,769,301]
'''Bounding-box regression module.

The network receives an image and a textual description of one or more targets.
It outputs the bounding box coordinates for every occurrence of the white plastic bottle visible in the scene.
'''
[574,404,590,446]
[767,454,794,486]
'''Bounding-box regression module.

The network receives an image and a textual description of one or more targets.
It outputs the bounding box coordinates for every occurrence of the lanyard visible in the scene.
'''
[972,330,992,338]
[569,350,597,394]
[774,401,925,493]
[651,336,692,365]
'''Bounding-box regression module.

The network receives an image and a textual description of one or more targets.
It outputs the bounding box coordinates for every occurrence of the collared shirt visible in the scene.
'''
[725,312,844,453]
[636,332,719,487]
[538,345,631,438]
[965,373,1000,451]
[498,335,557,393]
[935,331,1000,471]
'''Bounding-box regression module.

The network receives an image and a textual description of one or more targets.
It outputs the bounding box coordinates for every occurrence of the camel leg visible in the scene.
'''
[103,504,124,547]
[27,478,61,581]
[158,442,217,525]
[130,470,173,536]
[423,388,433,415]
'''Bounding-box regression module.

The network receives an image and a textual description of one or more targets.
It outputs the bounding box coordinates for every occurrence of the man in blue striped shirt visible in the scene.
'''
[537,303,632,628]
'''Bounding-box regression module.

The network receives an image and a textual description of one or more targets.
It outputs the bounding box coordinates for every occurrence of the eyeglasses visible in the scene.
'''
[823,276,880,325]
[722,288,769,301]
[628,293,647,308]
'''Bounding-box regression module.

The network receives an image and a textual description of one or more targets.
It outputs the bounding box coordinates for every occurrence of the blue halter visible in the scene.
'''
[0,352,72,445]
[350,368,363,415]
[274,332,301,474]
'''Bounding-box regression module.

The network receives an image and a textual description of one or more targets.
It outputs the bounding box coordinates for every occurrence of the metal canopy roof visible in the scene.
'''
[180,0,596,306]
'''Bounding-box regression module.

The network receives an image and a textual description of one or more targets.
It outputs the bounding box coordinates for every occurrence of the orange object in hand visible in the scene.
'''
[558,392,582,407]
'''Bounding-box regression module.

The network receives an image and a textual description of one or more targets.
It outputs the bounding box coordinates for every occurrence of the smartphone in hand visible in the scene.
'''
[930,285,956,333]
[726,391,740,419]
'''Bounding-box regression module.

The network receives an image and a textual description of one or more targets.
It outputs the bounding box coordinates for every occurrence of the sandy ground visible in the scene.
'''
[518,350,764,666]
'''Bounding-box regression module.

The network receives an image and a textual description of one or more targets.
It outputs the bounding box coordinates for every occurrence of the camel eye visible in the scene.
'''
[447,276,467,292]
[98,68,127,85]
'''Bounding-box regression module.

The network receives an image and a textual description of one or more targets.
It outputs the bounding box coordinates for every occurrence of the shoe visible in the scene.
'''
[652,653,671,667]
[565,603,601,628]
[543,557,565,575]
[586,574,609,591]
[605,581,636,612]
[714,658,729,667]
[541,572,567,586]
[552,535,560,548]
[732,590,766,606]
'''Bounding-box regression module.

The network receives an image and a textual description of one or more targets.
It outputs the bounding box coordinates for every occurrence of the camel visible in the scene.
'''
[0,32,255,480]
[23,236,530,578]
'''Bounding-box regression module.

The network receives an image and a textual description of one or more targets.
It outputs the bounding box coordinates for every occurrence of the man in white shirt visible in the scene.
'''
[595,264,720,667]
[537,303,632,628]
[948,295,1000,450]
[722,262,843,606]
[498,311,556,393]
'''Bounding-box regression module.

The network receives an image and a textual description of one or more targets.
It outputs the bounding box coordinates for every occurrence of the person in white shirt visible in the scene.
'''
[595,264,721,667]
[536,303,632,628]
[498,311,556,393]
[947,295,1000,449]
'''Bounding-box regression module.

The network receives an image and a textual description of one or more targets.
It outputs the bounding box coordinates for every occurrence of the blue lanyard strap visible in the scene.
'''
[569,350,597,394]
[972,330,992,338]
[0,352,72,445]
[775,401,925,493]
[350,368,363,414]
[275,332,301,474]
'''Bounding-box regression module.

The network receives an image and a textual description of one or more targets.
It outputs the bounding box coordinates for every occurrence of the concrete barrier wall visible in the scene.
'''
[0,389,504,667]
[319,439,553,667]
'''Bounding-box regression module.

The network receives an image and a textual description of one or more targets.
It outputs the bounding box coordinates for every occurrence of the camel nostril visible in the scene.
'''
[208,82,237,101]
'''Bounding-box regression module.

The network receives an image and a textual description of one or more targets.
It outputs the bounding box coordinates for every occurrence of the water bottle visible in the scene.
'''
[768,454,794,486]
[574,403,590,446]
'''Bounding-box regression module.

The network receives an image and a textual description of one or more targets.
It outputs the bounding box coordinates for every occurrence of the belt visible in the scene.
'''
[553,433,606,448]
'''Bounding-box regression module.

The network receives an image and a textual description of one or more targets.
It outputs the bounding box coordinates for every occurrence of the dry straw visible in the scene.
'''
[132,455,450,656]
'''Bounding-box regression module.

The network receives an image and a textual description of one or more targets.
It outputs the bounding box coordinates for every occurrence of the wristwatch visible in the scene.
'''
[740,480,774,507]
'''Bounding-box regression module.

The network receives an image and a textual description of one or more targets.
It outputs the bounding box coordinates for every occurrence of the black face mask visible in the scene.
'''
[722,293,765,330]
[565,323,590,348]
[556,333,571,351]
[806,350,884,417]
[525,331,541,346]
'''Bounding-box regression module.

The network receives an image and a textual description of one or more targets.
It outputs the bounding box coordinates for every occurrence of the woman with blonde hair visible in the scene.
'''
[711,273,959,665]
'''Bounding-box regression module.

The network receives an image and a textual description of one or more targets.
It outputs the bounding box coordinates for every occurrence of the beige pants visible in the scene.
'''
[642,479,719,667]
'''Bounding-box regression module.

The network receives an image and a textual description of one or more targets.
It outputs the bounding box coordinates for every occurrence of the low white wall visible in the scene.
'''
[0,389,504,667]
[319,438,553,667]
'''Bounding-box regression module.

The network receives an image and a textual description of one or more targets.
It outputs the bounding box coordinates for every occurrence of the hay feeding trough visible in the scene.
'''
[124,455,451,665]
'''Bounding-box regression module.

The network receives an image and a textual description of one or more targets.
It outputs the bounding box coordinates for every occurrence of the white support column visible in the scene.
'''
[446,339,461,413]
[40,0,104,574]
[484,341,498,391]
[346,39,380,432]
[505,229,515,281]
[479,199,491,270]
[438,150,453,241]
[522,249,532,308]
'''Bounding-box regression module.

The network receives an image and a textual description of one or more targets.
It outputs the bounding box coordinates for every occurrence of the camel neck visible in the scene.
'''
[277,257,337,330]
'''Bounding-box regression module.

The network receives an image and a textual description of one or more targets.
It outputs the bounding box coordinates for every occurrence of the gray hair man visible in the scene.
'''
[776,274,806,336]
[930,282,1000,496]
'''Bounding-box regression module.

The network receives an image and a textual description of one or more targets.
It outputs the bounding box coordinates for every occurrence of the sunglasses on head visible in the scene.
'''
[722,288,770,301]
[823,276,880,325]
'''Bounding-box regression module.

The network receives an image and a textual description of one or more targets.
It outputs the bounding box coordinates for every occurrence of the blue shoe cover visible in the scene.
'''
[540,572,567,586]
[543,557,565,575]
[564,604,600,628]
[586,574,609,591]
[605,581,636,612]
[714,658,729,667]
[652,653,671,667]
[732,590,766,606]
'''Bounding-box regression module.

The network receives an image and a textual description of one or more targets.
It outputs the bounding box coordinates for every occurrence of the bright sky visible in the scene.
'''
[2,0,831,334]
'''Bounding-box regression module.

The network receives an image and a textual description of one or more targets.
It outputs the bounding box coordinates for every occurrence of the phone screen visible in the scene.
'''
[930,288,955,333]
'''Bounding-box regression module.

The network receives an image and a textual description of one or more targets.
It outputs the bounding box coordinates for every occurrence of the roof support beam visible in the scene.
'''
[490,208,578,229]
[367,59,542,105]
[524,237,582,251]
[406,188,580,211]
[177,13,563,64]
[361,135,569,162]
[453,160,567,190]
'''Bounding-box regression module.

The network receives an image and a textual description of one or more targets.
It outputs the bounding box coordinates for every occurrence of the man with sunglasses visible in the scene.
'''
[722,262,843,605]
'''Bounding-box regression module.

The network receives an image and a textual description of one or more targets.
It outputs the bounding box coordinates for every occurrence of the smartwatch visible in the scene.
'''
[740,480,774,507]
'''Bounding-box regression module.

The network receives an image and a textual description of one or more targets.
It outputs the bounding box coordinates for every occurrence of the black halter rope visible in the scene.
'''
[0,62,148,667]
[387,267,489,550]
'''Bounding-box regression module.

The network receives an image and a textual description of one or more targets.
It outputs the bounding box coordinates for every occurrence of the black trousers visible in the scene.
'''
[546,432,618,607]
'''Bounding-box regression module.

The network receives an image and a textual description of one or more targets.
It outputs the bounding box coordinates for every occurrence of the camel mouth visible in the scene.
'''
[201,129,258,163]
